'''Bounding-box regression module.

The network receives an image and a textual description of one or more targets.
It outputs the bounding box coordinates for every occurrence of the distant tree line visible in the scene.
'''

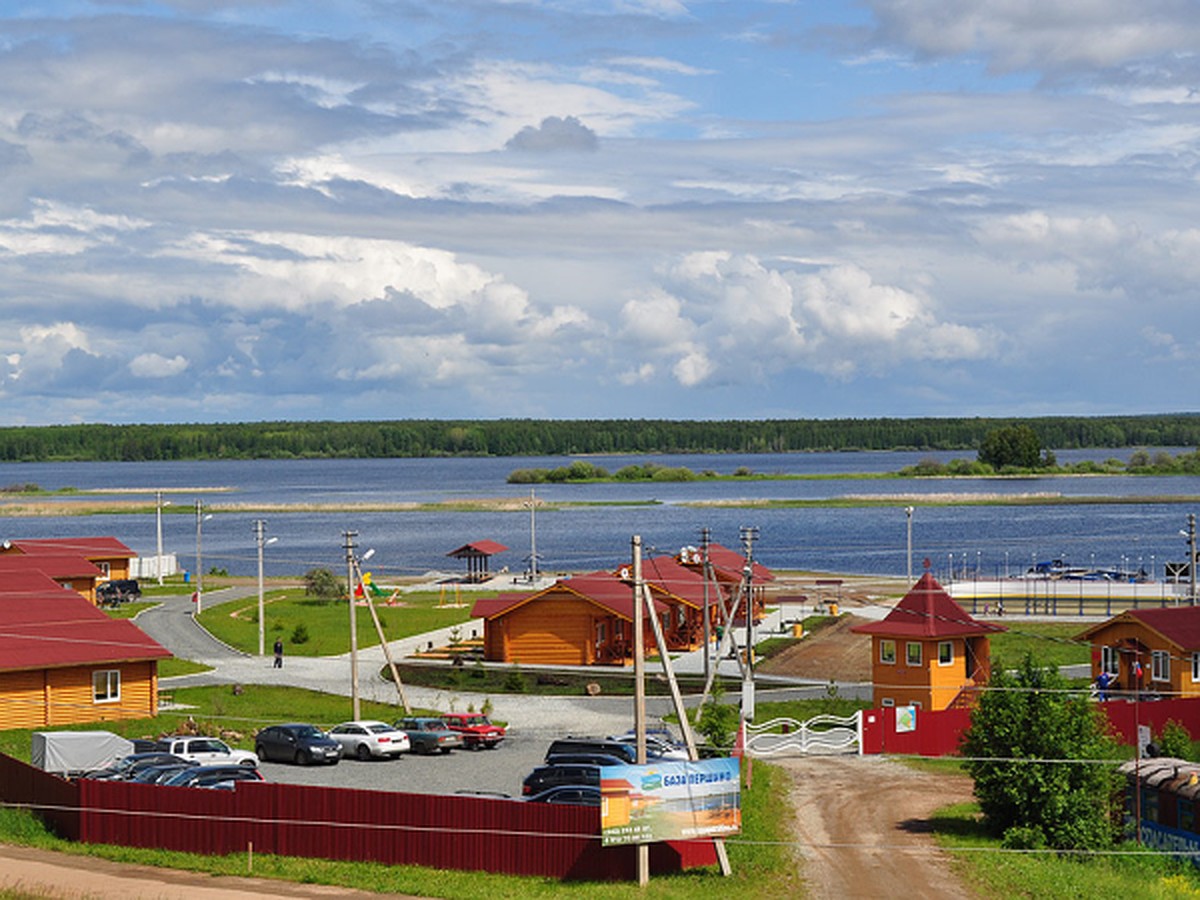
[0,415,1196,462]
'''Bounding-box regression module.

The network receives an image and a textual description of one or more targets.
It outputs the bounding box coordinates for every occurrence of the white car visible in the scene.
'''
[328,720,411,760]
[156,736,259,768]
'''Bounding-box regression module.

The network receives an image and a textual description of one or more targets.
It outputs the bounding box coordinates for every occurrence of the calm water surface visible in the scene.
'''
[0,450,1196,581]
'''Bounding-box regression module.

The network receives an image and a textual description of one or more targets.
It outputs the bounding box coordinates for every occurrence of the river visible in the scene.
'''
[0,449,1196,582]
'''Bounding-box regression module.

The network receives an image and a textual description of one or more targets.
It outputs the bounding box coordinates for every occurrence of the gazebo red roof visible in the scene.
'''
[851,572,1006,639]
[446,541,509,559]
[0,594,171,673]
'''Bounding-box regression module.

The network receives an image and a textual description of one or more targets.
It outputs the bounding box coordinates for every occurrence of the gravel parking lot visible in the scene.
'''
[256,731,552,799]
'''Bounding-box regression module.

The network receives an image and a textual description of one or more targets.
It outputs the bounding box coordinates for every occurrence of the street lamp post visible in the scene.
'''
[155,490,168,586]
[344,530,361,720]
[905,506,914,583]
[255,520,276,657]
[194,501,212,615]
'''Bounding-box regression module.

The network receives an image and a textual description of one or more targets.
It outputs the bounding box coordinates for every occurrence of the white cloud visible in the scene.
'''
[129,353,189,378]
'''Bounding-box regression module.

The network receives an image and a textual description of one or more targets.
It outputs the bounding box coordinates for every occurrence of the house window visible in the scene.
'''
[1101,646,1119,676]
[98,561,111,577]
[906,642,922,666]
[879,640,896,664]
[1193,652,1200,683]
[1152,650,1170,683]
[938,641,953,666]
[93,669,120,704]
[596,622,607,647]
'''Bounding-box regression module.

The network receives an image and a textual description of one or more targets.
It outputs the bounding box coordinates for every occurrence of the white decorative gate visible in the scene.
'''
[743,710,862,757]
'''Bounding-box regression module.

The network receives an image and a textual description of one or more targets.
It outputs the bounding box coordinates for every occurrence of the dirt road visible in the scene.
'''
[775,754,977,899]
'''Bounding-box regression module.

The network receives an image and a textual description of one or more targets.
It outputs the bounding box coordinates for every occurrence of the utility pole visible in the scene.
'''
[194,500,211,615]
[740,525,759,723]
[155,489,165,586]
[905,506,914,583]
[631,535,648,887]
[255,520,267,656]
[344,530,361,720]
[1190,514,1197,606]
[700,527,712,685]
[528,488,538,583]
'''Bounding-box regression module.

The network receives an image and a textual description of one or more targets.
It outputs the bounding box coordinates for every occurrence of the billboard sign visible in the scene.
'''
[600,757,741,846]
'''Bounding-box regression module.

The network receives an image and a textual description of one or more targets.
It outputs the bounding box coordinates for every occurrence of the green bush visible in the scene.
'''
[291,623,310,645]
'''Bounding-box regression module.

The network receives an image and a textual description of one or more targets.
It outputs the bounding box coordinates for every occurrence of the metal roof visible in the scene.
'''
[851,572,1006,639]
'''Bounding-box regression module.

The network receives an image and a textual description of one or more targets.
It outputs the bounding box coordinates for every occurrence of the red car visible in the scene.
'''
[443,712,506,750]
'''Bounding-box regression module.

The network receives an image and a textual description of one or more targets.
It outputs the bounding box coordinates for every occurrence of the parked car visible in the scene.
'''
[544,737,636,765]
[328,720,411,760]
[255,723,341,766]
[543,752,631,768]
[97,579,141,605]
[442,712,506,750]
[395,717,464,755]
[608,730,690,760]
[129,762,193,784]
[160,764,265,789]
[83,752,187,781]
[525,785,602,806]
[155,736,259,768]
[522,762,605,796]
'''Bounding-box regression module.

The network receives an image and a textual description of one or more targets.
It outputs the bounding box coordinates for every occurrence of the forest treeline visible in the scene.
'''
[0,415,1196,462]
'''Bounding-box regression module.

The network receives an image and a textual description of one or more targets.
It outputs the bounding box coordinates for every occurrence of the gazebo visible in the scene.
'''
[446,540,509,582]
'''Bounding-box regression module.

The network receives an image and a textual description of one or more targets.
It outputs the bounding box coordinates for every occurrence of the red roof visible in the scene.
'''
[7,537,134,558]
[472,572,668,622]
[447,540,509,558]
[0,571,75,595]
[0,555,101,579]
[641,556,711,608]
[0,594,171,672]
[681,543,774,584]
[851,572,1006,639]
[1080,606,1200,651]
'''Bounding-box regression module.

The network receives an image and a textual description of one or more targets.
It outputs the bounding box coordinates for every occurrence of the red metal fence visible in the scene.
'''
[0,753,715,881]
[860,696,1200,758]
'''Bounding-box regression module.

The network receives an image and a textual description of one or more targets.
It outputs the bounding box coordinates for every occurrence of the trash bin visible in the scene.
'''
[829,602,839,616]
[791,622,804,638]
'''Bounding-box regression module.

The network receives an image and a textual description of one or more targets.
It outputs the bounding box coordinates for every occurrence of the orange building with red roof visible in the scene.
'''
[1078,606,1200,698]
[851,570,1005,711]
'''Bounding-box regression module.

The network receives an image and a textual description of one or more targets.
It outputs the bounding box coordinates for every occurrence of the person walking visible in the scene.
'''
[273,637,284,668]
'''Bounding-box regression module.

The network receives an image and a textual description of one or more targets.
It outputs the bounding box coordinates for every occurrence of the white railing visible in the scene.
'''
[744,710,862,757]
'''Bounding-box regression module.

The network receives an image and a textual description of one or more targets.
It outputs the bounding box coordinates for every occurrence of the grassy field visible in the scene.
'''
[988,621,1093,669]
[933,802,1200,898]
[196,588,478,656]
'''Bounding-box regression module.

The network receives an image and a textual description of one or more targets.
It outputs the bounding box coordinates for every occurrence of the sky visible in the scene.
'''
[2,1,1200,426]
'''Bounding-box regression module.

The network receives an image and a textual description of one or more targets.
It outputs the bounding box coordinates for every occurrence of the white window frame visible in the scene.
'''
[1192,652,1200,684]
[879,640,896,665]
[906,641,922,667]
[92,669,120,704]
[1101,646,1120,676]
[937,641,953,666]
[1152,650,1170,683]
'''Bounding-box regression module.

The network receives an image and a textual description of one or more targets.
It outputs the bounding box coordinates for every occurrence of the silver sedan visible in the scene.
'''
[327,720,411,760]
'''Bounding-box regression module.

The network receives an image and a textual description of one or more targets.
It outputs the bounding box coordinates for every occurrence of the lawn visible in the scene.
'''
[988,621,1092,669]
[196,588,478,656]
[933,801,1200,898]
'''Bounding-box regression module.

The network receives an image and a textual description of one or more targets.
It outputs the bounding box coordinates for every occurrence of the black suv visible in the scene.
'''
[97,579,141,605]
[544,737,636,764]
[522,762,606,796]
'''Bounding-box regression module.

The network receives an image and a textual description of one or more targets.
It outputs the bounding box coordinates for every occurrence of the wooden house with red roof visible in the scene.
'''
[1078,606,1200,698]
[3,536,137,582]
[0,555,104,604]
[0,592,171,729]
[471,572,669,666]
[676,542,772,623]
[851,570,1005,711]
